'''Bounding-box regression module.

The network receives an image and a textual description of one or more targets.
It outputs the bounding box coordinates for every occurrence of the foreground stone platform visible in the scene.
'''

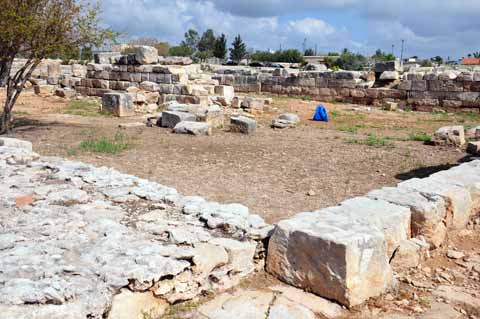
[0,138,272,318]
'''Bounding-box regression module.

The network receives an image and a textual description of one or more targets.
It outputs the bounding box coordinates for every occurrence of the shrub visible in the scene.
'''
[408,132,432,142]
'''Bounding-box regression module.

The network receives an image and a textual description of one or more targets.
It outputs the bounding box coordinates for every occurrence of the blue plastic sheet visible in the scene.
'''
[313,105,329,122]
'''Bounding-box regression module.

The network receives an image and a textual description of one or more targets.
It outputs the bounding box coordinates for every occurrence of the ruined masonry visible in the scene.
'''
[1,137,479,316]
[0,138,271,318]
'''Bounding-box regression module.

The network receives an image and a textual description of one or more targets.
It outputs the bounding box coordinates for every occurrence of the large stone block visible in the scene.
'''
[433,126,465,146]
[132,46,159,65]
[374,61,401,73]
[230,116,257,134]
[322,197,411,257]
[161,111,196,128]
[173,121,212,136]
[101,93,134,117]
[266,210,393,307]
[398,178,472,229]
[368,187,447,248]
[214,85,235,104]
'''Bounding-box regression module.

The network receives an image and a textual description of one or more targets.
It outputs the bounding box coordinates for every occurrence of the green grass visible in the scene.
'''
[13,110,30,116]
[337,126,358,134]
[79,133,129,154]
[330,110,340,117]
[408,132,432,142]
[346,134,393,147]
[63,99,108,117]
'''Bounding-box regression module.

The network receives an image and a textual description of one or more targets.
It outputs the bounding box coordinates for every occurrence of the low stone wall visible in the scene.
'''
[266,159,480,307]
[0,138,271,318]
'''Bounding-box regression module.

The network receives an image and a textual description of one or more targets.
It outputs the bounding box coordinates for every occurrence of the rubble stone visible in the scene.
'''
[230,116,257,134]
[173,121,212,136]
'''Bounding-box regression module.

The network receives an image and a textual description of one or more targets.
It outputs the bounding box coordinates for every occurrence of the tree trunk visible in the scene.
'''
[0,109,11,134]
[0,60,12,87]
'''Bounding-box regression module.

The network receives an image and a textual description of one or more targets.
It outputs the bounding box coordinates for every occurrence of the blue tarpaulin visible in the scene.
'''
[313,105,329,122]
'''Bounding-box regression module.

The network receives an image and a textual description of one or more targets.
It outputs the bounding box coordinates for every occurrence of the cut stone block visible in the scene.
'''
[139,81,160,92]
[101,93,134,117]
[398,177,472,229]
[173,121,212,136]
[323,197,411,257]
[214,85,235,104]
[161,111,196,128]
[367,187,447,248]
[132,46,158,65]
[433,126,465,146]
[230,116,257,134]
[266,210,393,307]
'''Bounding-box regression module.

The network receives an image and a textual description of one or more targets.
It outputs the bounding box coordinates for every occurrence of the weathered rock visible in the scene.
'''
[273,113,300,128]
[173,121,212,136]
[139,81,160,92]
[214,85,235,104]
[368,187,447,247]
[380,71,400,80]
[390,239,428,272]
[419,302,462,319]
[198,290,274,319]
[433,126,465,146]
[266,210,393,307]
[34,85,55,96]
[108,290,168,319]
[0,138,33,151]
[384,101,398,111]
[55,88,76,98]
[209,238,256,274]
[132,46,158,65]
[230,116,257,134]
[161,111,196,128]
[433,286,480,315]
[304,64,327,71]
[192,243,229,274]
[102,93,134,117]
[268,296,316,319]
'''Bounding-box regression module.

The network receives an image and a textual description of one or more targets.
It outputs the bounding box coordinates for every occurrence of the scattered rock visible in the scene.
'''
[447,250,465,260]
[173,121,212,136]
[161,111,196,128]
[230,116,257,134]
[434,126,465,147]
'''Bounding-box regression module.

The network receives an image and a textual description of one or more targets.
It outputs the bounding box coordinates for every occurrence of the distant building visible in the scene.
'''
[303,55,337,64]
[461,57,480,65]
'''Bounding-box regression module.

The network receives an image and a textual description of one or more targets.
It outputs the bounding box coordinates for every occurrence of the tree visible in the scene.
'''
[169,45,194,57]
[0,0,115,134]
[250,49,304,63]
[181,29,199,51]
[229,35,247,63]
[372,49,395,62]
[197,29,216,52]
[213,34,227,59]
[328,49,367,71]
[431,56,444,65]
[304,48,315,56]
[473,52,480,58]
[195,50,212,63]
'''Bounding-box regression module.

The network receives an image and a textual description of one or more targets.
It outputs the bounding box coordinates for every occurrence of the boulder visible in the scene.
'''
[433,126,465,146]
[161,111,196,128]
[230,116,257,134]
[132,46,158,65]
[102,93,134,117]
[266,210,393,307]
[173,121,212,136]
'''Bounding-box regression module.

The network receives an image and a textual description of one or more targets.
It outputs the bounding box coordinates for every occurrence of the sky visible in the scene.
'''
[99,0,480,60]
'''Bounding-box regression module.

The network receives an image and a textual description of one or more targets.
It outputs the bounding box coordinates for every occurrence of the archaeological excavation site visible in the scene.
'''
[1,2,480,318]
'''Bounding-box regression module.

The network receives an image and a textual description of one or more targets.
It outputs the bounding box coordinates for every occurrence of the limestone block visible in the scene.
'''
[139,81,160,92]
[214,85,235,104]
[323,197,411,257]
[368,187,447,248]
[209,238,256,274]
[108,290,168,319]
[266,210,393,307]
[433,126,465,146]
[101,93,134,117]
[390,239,428,272]
[34,85,55,96]
[0,138,33,151]
[230,116,257,134]
[380,71,399,80]
[161,111,196,128]
[173,121,212,136]
[398,177,472,229]
[192,243,229,274]
[131,46,159,65]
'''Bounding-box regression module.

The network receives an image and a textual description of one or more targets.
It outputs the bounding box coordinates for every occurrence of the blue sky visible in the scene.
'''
[100,0,480,60]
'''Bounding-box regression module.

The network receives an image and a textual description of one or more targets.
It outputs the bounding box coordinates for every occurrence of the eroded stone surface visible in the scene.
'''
[0,143,270,318]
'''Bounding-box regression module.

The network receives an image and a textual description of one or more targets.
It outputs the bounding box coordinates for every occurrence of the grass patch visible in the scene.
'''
[330,110,340,117]
[346,134,393,147]
[337,126,358,134]
[408,132,432,142]
[63,99,108,117]
[79,133,129,154]
[13,110,30,116]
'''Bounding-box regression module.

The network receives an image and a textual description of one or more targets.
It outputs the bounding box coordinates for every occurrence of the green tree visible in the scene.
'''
[169,45,194,57]
[195,50,212,62]
[229,35,247,63]
[181,29,199,51]
[0,0,116,134]
[250,49,304,63]
[473,52,480,58]
[329,49,367,71]
[372,49,395,62]
[304,48,315,56]
[197,29,216,52]
[213,34,227,59]
[431,56,444,65]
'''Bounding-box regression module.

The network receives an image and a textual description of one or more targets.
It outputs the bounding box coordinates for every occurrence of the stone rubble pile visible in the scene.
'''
[0,138,272,319]
[266,158,480,307]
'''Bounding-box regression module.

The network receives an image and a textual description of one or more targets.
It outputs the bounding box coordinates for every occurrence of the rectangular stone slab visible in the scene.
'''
[322,197,411,257]
[266,211,393,307]
[398,177,472,229]
[367,187,447,248]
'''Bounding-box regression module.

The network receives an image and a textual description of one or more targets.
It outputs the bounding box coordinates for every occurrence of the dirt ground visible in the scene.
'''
[2,89,478,223]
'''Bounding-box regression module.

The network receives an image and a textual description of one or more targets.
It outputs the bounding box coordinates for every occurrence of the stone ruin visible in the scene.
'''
[1,131,480,317]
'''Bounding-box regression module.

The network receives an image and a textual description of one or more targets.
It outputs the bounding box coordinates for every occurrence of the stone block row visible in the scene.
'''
[267,160,480,307]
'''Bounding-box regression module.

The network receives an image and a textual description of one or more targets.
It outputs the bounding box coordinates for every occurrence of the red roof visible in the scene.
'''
[461,57,480,65]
